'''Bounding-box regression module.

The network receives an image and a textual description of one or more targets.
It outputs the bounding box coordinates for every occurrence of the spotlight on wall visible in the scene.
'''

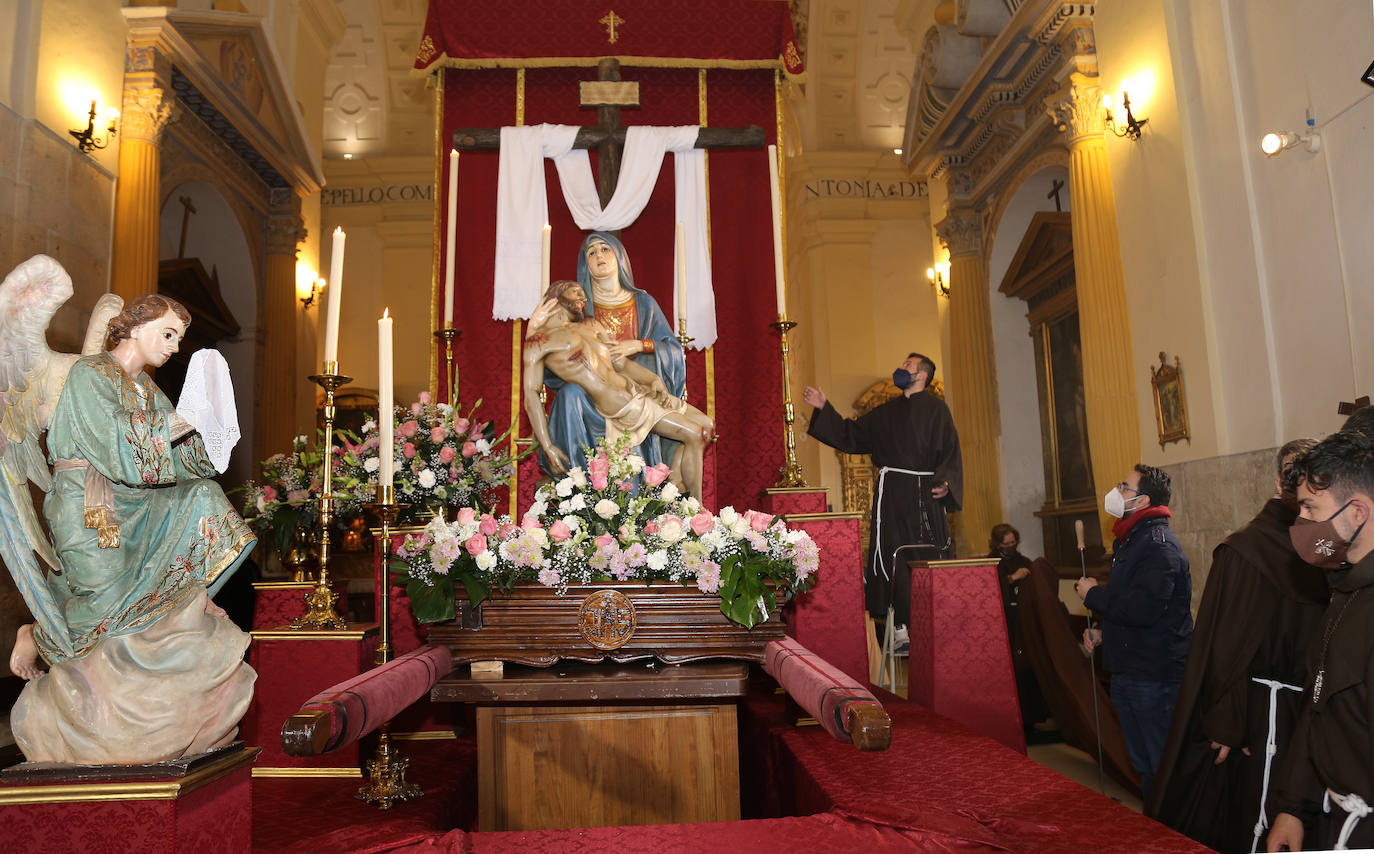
[69,100,118,154]
[926,261,950,297]
[1260,116,1321,157]
[1102,90,1148,141]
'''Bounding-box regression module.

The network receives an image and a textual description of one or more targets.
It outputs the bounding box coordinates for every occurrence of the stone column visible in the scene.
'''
[1048,69,1141,546]
[262,200,306,460]
[935,209,1001,557]
[110,88,174,303]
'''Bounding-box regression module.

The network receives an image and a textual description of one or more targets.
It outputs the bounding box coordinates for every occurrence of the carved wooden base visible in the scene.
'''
[426,582,785,667]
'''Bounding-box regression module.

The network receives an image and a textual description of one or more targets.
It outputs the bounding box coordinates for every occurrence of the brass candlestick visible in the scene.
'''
[433,327,462,402]
[769,317,808,487]
[294,363,350,630]
[676,320,695,404]
[357,484,421,810]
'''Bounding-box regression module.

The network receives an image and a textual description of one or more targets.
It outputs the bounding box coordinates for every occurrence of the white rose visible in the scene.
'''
[646,549,668,571]
[569,467,587,488]
[475,551,496,571]
[364,457,380,473]
[418,469,437,489]
[556,478,575,498]
[658,520,685,544]
[594,498,620,520]
[729,516,751,537]
[526,528,549,548]
[660,482,680,502]
[564,493,587,512]
[718,506,739,526]
[475,438,492,454]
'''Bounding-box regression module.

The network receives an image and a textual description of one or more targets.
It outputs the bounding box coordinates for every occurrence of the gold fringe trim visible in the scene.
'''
[416,54,797,74]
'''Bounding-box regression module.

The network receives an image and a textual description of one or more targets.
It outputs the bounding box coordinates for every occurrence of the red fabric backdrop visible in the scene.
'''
[440,65,784,514]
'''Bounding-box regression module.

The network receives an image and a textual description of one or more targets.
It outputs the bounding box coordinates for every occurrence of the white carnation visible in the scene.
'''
[646,549,668,571]
[627,454,645,474]
[660,482,680,502]
[569,467,587,488]
[562,515,582,530]
[457,522,480,541]
[556,478,575,497]
[528,498,548,518]
[701,528,728,550]
[564,493,587,512]
[475,438,491,454]
[594,499,620,520]
[418,469,437,489]
[475,551,496,571]
[680,496,702,516]
[361,420,377,433]
[364,457,380,473]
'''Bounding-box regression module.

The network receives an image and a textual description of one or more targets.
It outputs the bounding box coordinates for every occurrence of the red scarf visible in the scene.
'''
[1111,504,1172,542]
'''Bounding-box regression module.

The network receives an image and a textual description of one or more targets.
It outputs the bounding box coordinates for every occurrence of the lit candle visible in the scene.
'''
[444,149,459,327]
[378,308,394,489]
[675,221,687,333]
[324,227,346,367]
[540,222,552,292]
[767,145,786,318]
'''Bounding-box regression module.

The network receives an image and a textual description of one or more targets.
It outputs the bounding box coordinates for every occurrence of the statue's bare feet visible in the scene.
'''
[10,624,41,680]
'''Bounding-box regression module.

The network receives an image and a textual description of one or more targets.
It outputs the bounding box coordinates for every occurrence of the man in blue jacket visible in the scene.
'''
[1075,464,1193,798]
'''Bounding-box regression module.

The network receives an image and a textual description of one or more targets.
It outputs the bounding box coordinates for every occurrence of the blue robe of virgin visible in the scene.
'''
[538,231,686,475]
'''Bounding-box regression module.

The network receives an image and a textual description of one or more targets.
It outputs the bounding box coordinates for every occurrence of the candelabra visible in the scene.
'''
[293,363,350,630]
[676,320,694,404]
[357,484,422,809]
[769,317,807,487]
[434,327,462,402]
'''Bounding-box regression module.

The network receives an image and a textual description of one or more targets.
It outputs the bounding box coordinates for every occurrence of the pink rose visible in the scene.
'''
[498,522,519,539]
[618,524,631,541]
[479,514,498,536]
[747,510,775,532]
[453,417,471,433]
[410,402,423,415]
[439,445,456,464]
[461,441,478,458]
[589,455,611,479]
[402,442,416,459]
[287,489,308,505]
[401,420,419,438]
[456,507,477,526]
[590,472,609,491]
[594,533,615,549]
[618,480,633,492]
[419,391,432,404]
[464,534,487,556]
[431,426,447,443]
[521,515,541,530]
[549,520,572,542]
[261,484,278,501]
[643,520,660,535]
[690,511,715,536]
[643,463,671,487]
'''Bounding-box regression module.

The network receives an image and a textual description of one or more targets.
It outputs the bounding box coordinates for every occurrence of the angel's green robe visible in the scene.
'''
[37,352,255,663]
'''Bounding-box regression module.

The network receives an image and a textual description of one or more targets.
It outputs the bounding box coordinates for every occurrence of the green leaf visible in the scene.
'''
[273,506,300,554]
[457,570,490,608]
[405,576,456,623]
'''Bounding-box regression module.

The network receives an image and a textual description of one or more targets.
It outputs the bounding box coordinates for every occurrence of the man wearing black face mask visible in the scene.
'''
[803,353,963,653]
[1268,431,1374,853]
[1149,439,1327,853]
[1075,463,1193,799]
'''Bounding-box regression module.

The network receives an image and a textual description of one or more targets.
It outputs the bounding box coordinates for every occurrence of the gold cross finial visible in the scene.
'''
[599,10,625,44]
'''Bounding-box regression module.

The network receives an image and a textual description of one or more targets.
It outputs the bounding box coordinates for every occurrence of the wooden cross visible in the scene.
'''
[451,58,765,209]
[176,195,197,258]
[1047,179,1065,212]
[1338,395,1370,416]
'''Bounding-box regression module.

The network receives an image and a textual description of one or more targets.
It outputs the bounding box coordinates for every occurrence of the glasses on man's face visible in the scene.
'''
[1116,481,1140,495]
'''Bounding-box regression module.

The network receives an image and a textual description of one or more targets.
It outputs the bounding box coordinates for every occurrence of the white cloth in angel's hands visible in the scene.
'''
[176,349,240,473]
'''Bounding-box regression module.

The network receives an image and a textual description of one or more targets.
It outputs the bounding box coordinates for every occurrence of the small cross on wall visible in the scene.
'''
[599,10,625,44]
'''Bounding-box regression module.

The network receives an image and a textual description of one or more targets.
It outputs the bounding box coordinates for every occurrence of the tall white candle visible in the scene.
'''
[444,149,459,327]
[378,308,394,488]
[540,223,552,292]
[767,145,786,318]
[675,222,687,332]
[324,226,346,367]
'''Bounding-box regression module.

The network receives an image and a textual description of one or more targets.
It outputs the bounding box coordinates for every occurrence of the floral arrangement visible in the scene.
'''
[391,436,819,629]
[239,430,371,555]
[358,392,524,523]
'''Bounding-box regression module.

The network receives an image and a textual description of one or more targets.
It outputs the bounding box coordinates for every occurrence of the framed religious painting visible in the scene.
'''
[1150,352,1190,450]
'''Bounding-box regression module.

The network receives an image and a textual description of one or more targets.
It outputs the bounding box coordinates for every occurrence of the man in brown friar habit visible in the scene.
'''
[802,353,963,652]
[1148,438,1328,853]
[1266,429,1374,852]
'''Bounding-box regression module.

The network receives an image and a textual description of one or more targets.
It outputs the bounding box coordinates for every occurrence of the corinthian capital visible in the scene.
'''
[120,88,175,144]
[935,210,982,258]
[266,212,306,256]
[1046,72,1105,143]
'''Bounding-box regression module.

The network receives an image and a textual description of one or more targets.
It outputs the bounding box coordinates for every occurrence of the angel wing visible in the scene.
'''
[0,254,122,658]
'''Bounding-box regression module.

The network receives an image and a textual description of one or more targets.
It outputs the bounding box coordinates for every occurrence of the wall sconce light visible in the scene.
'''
[1260,115,1321,157]
[927,261,950,297]
[69,100,118,154]
[1102,91,1148,141]
[297,273,325,308]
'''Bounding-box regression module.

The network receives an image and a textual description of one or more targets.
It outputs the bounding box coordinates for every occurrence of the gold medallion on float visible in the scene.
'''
[577,589,637,650]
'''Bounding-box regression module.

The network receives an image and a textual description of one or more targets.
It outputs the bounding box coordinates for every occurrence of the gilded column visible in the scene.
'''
[110,88,174,303]
[935,209,1001,557]
[1048,69,1141,546]
[262,202,306,460]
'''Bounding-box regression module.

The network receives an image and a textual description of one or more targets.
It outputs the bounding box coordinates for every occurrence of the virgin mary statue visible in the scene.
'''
[538,231,686,474]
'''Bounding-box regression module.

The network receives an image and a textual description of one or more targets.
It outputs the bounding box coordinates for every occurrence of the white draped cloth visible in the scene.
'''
[493,123,717,348]
[176,349,241,474]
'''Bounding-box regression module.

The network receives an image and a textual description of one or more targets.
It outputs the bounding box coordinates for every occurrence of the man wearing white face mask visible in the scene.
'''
[1075,464,1193,800]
